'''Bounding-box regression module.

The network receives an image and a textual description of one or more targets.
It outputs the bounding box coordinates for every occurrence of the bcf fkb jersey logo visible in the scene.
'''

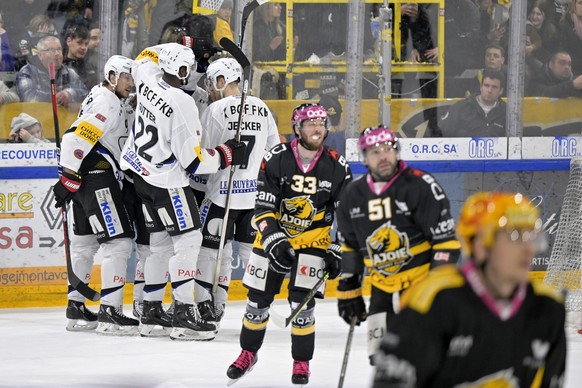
[366,222,412,275]
[279,195,316,237]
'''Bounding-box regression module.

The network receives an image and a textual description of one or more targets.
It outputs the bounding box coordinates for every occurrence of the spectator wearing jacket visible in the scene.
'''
[527,50,582,97]
[440,69,506,137]
[16,35,87,110]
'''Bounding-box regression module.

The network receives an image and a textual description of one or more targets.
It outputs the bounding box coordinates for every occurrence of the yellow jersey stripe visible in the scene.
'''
[402,265,465,313]
[432,240,462,250]
[291,325,315,336]
[243,317,268,331]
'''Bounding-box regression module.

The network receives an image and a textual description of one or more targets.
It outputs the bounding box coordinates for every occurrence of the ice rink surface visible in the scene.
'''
[1,299,581,388]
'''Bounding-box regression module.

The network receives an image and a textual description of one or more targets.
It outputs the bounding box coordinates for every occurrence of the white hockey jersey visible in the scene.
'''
[60,84,134,175]
[120,46,222,188]
[200,95,280,209]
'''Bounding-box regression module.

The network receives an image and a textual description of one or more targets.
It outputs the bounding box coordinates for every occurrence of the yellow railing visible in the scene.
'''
[252,0,445,99]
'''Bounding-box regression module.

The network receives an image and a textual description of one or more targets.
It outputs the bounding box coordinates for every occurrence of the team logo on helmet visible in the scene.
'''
[366,222,411,275]
[279,196,316,237]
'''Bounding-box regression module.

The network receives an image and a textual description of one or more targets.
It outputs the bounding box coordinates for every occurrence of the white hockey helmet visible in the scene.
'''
[104,55,133,86]
[158,43,196,83]
[206,57,243,89]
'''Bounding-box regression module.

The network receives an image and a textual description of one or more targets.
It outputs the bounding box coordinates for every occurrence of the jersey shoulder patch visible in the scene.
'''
[401,265,465,314]
[531,280,565,305]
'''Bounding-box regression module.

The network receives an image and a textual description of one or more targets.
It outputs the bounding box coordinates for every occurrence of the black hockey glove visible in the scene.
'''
[215,139,247,169]
[53,170,81,208]
[324,243,342,280]
[262,231,296,274]
[337,275,367,326]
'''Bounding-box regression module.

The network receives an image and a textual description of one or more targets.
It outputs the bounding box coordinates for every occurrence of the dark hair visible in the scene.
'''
[549,50,571,63]
[65,24,89,40]
[481,69,505,87]
[485,43,505,58]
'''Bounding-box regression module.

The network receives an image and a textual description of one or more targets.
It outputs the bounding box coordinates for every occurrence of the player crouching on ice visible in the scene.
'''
[373,192,566,387]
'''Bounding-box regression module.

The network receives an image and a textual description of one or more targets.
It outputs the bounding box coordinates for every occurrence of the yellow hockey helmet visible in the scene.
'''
[457,192,542,257]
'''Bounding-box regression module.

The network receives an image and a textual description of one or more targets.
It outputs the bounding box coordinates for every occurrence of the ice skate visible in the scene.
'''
[96,305,139,336]
[170,301,216,341]
[226,349,257,386]
[198,300,225,333]
[140,300,172,337]
[132,300,144,320]
[65,300,98,332]
[165,300,175,318]
[291,360,310,386]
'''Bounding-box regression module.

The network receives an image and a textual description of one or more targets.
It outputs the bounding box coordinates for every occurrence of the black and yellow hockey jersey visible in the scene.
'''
[253,139,352,251]
[373,264,566,388]
[336,161,461,293]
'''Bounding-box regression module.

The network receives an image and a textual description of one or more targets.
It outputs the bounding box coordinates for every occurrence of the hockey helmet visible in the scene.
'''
[206,57,243,89]
[358,126,399,153]
[158,43,196,83]
[291,103,329,135]
[457,192,542,258]
[104,55,133,86]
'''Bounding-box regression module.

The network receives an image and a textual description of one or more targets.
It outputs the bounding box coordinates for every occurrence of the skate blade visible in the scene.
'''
[96,322,139,336]
[140,324,172,337]
[170,327,216,341]
[226,364,255,386]
[66,319,98,332]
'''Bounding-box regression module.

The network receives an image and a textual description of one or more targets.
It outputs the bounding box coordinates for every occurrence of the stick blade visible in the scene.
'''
[219,38,250,69]
[269,306,289,328]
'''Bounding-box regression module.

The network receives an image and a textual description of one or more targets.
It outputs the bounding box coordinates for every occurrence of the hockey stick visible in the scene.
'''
[337,317,357,388]
[210,38,251,299]
[240,0,271,47]
[270,272,330,328]
[49,62,100,302]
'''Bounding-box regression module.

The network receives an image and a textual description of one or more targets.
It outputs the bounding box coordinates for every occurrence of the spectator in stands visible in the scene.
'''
[63,24,96,87]
[213,0,234,47]
[85,23,100,74]
[12,14,58,70]
[8,112,49,143]
[319,94,346,155]
[528,1,560,64]
[0,9,16,71]
[527,51,582,97]
[0,81,19,104]
[253,3,289,61]
[559,0,582,75]
[16,35,87,110]
[440,69,506,137]
[467,44,507,97]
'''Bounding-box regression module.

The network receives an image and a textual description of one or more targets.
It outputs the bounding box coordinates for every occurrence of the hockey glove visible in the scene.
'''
[215,139,247,169]
[324,243,342,280]
[262,231,296,274]
[337,275,367,326]
[53,170,82,208]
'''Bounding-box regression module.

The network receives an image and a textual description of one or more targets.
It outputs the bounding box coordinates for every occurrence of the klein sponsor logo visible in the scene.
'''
[169,188,193,231]
[95,113,107,122]
[96,188,122,237]
[172,194,187,230]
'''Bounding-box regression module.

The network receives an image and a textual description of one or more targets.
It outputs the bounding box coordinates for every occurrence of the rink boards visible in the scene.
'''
[0,138,573,308]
